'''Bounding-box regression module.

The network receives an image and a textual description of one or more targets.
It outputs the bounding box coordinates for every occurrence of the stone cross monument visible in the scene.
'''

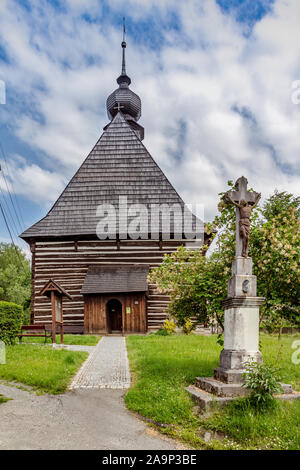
[214,176,264,384]
[186,176,298,407]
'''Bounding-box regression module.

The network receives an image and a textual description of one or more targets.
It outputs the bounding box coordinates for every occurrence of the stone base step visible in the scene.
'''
[185,386,233,411]
[214,367,245,384]
[279,383,294,394]
[186,384,300,411]
[195,377,250,397]
[195,377,294,398]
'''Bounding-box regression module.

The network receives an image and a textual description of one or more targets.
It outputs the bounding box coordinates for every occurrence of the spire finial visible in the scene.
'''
[121,17,126,76]
[106,17,142,128]
[117,17,131,87]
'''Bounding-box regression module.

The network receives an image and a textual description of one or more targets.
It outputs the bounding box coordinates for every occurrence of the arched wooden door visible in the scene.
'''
[106,299,122,333]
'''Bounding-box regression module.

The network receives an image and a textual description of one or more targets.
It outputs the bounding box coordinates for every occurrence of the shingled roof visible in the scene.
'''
[20,29,203,242]
[20,112,200,240]
[81,265,149,294]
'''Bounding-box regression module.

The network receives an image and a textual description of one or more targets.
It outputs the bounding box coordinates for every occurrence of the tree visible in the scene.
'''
[0,243,31,320]
[262,190,300,220]
[149,185,300,334]
[149,182,236,331]
[251,191,300,335]
[150,245,227,331]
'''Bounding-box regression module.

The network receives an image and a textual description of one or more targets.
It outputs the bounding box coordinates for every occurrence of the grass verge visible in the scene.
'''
[125,333,300,450]
[0,394,10,404]
[0,344,88,394]
[19,334,100,346]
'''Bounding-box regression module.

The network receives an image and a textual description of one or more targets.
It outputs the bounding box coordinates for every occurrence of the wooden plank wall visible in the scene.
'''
[84,293,146,334]
[32,238,198,333]
[122,293,147,333]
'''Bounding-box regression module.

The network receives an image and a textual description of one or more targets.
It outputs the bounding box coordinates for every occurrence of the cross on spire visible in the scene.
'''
[113,102,124,112]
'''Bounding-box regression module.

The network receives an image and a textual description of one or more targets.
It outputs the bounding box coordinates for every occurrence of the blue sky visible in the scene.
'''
[0,0,299,253]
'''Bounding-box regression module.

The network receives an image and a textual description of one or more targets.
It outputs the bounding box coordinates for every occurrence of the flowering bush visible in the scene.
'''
[149,185,300,332]
[162,319,176,335]
[182,319,194,335]
[251,192,300,331]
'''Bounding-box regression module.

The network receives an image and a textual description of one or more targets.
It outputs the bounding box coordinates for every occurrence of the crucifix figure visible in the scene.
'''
[224,176,261,258]
[114,102,124,113]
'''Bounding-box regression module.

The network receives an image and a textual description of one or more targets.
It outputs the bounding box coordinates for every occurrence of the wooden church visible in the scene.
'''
[20,31,208,335]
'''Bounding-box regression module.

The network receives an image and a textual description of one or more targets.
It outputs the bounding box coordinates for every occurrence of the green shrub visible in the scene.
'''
[0,301,24,345]
[155,328,169,336]
[243,360,283,408]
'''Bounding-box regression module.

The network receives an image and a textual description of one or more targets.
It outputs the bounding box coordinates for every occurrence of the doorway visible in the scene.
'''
[106,299,122,334]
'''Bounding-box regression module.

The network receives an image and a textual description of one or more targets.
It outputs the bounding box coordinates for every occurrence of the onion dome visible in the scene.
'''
[106,20,142,123]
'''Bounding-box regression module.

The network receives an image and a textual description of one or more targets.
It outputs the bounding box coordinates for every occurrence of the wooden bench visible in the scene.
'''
[18,325,52,344]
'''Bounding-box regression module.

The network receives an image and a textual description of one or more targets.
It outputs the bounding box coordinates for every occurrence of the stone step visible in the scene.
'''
[186,385,300,411]
[195,377,250,397]
[194,377,295,398]
[279,383,293,394]
[185,386,233,411]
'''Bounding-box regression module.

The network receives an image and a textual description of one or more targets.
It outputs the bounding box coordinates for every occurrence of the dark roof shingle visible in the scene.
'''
[81,264,149,294]
[20,112,200,239]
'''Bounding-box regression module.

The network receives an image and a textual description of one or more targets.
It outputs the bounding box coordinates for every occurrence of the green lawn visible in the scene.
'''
[19,334,100,346]
[0,394,10,404]
[0,344,88,394]
[125,333,300,450]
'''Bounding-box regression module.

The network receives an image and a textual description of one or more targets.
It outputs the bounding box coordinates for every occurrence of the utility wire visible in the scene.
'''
[0,141,25,231]
[0,199,25,268]
[0,199,15,246]
[0,181,20,238]
[0,184,29,255]
[0,163,24,233]
[0,142,27,262]
[0,139,29,256]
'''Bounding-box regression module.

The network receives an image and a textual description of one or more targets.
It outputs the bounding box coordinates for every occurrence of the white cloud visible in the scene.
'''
[2,155,66,206]
[0,0,299,225]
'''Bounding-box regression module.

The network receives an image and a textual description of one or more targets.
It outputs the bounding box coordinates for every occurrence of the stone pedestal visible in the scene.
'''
[186,178,299,410]
[215,302,264,384]
[186,254,299,409]
[187,256,267,407]
[186,258,299,409]
[214,257,264,383]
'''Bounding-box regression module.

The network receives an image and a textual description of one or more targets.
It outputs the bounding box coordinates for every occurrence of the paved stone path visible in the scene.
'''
[70,336,131,389]
[0,384,181,450]
[0,337,187,449]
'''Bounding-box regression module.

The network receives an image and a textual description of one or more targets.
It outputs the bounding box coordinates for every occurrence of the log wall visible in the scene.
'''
[32,238,199,333]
